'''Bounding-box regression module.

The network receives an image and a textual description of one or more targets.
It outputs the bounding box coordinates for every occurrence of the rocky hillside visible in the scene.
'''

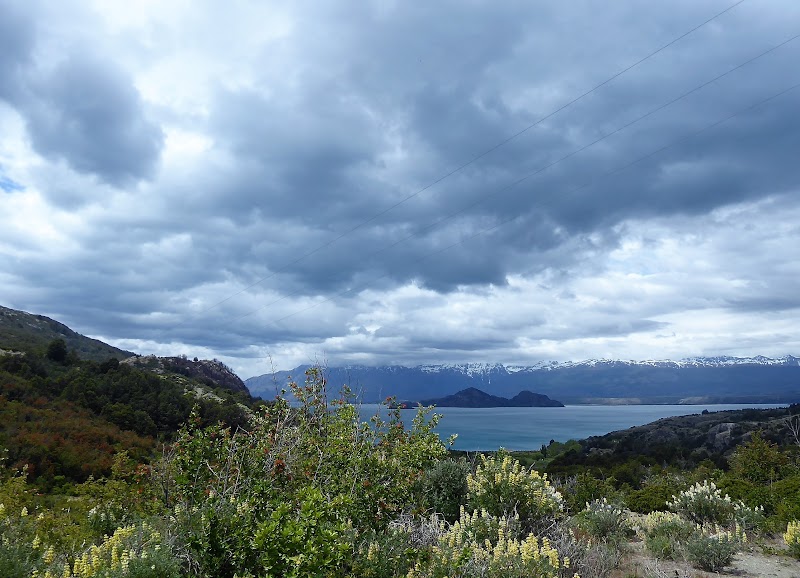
[548,405,800,474]
[123,354,250,395]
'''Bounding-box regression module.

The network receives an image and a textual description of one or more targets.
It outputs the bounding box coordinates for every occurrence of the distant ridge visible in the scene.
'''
[246,357,800,404]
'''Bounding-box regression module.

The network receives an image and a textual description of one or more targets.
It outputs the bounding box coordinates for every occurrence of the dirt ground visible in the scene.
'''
[613,538,800,578]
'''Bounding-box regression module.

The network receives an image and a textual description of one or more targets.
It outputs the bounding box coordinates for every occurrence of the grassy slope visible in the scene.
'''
[0,305,134,361]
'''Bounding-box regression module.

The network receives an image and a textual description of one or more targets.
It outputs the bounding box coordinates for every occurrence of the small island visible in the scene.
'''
[417,387,564,407]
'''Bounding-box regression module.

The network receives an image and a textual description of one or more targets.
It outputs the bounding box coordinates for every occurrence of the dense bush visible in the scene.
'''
[162,368,449,576]
[556,471,619,514]
[467,451,564,532]
[420,458,469,522]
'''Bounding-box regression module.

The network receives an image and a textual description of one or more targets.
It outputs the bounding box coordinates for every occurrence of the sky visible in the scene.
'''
[1,0,800,379]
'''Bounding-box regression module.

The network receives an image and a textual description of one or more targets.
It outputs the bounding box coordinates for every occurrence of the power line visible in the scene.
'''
[215,30,799,329]
[252,79,800,329]
[171,0,748,329]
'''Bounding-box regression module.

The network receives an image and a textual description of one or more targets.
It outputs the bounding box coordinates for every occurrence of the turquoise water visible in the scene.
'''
[357,404,786,451]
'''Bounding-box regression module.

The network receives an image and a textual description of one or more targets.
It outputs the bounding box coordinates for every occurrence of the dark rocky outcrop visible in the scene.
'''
[418,387,563,408]
[124,355,250,395]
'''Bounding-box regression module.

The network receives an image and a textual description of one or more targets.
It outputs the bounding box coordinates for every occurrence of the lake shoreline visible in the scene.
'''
[359,403,789,451]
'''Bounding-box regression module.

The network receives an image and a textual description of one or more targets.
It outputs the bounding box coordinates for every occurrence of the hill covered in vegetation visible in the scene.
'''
[0,305,134,362]
[0,310,260,491]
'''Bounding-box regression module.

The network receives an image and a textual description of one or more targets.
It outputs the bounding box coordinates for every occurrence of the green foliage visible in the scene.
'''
[772,475,800,525]
[625,471,686,514]
[420,458,469,522]
[728,431,790,485]
[352,525,420,578]
[46,339,68,364]
[253,486,352,578]
[558,471,619,514]
[716,435,799,526]
[163,368,449,576]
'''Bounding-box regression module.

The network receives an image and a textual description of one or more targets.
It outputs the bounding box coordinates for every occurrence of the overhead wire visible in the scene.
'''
[260,78,800,329]
[169,0,749,330]
[214,30,800,330]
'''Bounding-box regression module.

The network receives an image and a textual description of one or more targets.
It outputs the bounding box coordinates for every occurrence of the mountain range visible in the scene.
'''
[3,303,799,405]
[245,357,800,404]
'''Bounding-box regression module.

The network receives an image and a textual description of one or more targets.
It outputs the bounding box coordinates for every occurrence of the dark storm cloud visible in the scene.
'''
[183,0,800,301]
[0,2,163,187]
[0,1,35,98]
[3,0,800,373]
[20,53,164,187]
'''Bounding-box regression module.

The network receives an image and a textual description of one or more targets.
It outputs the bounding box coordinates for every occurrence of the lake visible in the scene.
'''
[357,404,786,451]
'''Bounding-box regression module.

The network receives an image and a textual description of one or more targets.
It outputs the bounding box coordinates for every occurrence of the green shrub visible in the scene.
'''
[684,527,743,572]
[559,471,618,514]
[420,459,469,522]
[163,368,449,576]
[0,506,36,578]
[625,472,685,514]
[352,526,420,578]
[640,511,695,560]
[771,475,800,526]
[253,487,352,578]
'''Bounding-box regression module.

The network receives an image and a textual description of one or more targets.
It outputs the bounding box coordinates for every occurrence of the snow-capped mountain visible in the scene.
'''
[245,356,800,404]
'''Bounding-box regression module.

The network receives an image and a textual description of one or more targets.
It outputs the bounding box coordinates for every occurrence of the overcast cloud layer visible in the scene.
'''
[2,0,799,378]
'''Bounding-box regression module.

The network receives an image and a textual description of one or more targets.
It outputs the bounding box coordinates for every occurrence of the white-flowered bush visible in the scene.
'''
[575,498,629,541]
[667,480,765,531]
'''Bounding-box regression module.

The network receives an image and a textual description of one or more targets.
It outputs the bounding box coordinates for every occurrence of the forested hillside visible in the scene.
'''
[0,337,257,490]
